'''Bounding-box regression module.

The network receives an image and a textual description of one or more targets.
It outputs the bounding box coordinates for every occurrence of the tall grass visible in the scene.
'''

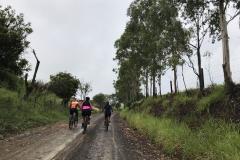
[197,86,225,112]
[0,87,67,135]
[120,110,240,160]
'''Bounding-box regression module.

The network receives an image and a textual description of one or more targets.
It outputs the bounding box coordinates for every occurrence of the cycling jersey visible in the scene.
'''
[104,104,112,114]
[70,101,79,109]
[81,101,92,110]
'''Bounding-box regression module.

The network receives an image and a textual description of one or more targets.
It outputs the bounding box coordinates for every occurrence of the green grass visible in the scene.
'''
[197,86,225,112]
[120,110,240,160]
[0,87,68,135]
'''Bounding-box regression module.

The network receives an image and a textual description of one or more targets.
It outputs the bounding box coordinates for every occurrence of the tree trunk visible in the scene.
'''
[181,65,188,92]
[170,81,173,94]
[150,76,153,96]
[219,0,233,88]
[145,70,149,97]
[173,66,177,94]
[158,74,162,96]
[152,71,157,97]
[196,21,204,92]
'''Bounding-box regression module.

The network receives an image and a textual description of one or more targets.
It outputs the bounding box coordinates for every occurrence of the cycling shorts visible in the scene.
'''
[70,108,78,115]
[82,109,91,117]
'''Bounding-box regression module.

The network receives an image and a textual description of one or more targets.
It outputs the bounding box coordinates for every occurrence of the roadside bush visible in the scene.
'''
[197,85,225,113]
[169,94,197,118]
[0,87,67,135]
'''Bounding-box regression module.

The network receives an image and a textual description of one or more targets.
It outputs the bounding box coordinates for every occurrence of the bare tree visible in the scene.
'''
[79,81,92,100]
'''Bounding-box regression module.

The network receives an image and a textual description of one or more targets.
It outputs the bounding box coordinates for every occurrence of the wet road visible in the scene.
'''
[63,113,127,160]
[53,113,170,160]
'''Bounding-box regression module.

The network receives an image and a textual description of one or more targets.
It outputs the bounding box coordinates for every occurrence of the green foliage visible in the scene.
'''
[114,0,190,99]
[169,94,197,117]
[48,72,80,103]
[0,5,32,76]
[197,86,225,112]
[121,110,240,160]
[0,87,67,135]
[93,93,107,109]
[114,60,142,105]
[0,70,25,91]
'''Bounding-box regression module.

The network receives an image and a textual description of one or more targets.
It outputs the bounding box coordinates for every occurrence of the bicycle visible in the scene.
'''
[82,115,90,133]
[69,112,78,129]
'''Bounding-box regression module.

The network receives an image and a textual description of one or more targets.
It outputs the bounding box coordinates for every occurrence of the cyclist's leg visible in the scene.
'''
[104,112,107,124]
[76,109,79,123]
[87,110,91,124]
[108,113,111,123]
[81,110,85,128]
[69,108,74,128]
[69,108,74,119]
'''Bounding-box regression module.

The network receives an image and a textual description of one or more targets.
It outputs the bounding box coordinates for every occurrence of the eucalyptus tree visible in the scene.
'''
[115,0,191,97]
[179,0,240,90]
[164,19,190,93]
[214,0,240,90]
[114,60,142,105]
[127,0,175,96]
[177,0,213,92]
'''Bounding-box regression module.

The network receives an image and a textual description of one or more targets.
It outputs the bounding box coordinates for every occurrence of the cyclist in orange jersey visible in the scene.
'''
[69,97,80,123]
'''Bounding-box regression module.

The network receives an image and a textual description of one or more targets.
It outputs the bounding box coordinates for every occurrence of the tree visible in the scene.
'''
[106,94,118,107]
[93,93,107,110]
[184,0,240,90]
[215,0,240,90]
[48,72,79,105]
[78,81,92,100]
[114,60,142,105]
[177,0,212,92]
[114,0,191,98]
[0,6,32,76]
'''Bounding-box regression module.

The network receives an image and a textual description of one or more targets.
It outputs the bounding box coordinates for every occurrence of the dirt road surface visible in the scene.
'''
[0,113,172,160]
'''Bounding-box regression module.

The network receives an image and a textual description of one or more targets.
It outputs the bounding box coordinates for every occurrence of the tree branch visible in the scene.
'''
[188,43,197,49]
[185,55,199,77]
[224,0,230,12]
[227,10,240,25]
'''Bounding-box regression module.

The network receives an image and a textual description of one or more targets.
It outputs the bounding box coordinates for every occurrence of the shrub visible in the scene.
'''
[0,87,67,135]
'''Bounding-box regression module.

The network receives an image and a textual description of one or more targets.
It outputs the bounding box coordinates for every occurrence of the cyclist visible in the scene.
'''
[81,97,92,127]
[104,101,112,124]
[69,97,80,123]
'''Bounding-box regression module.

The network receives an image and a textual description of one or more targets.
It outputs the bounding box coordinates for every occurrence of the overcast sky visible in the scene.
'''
[1,1,240,97]
[1,0,133,97]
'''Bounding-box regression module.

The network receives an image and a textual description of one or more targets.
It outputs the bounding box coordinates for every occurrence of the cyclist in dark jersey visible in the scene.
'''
[104,101,112,124]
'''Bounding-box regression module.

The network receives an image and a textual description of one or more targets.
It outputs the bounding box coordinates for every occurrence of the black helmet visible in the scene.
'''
[86,97,90,101]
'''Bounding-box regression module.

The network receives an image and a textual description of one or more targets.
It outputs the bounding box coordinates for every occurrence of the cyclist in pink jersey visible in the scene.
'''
[81,97,92,127]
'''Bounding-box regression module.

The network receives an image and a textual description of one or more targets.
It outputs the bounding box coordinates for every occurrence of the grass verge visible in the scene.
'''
[120,109,240,160]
